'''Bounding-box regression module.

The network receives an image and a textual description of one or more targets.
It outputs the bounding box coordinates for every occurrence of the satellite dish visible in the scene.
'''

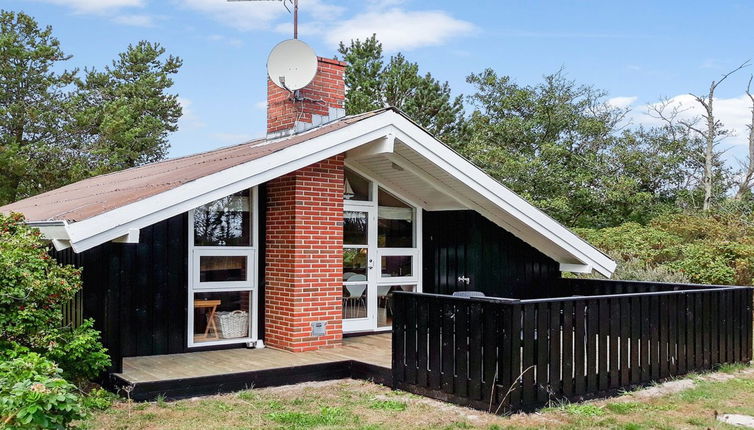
[267,39,317,91]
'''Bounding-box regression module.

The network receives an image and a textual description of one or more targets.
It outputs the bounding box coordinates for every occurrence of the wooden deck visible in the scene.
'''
[111,334,392,401]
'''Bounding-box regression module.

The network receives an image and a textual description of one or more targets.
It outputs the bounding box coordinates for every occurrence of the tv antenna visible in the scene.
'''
[227,0,300,39]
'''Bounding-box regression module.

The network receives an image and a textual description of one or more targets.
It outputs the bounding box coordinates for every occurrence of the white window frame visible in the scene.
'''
[342,164,423,333]
[192,248,255,290]
[376,248,420,285]
[187,186,259,348]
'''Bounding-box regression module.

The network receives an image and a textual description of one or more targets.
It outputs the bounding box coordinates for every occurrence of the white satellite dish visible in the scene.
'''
[267,39,317,91]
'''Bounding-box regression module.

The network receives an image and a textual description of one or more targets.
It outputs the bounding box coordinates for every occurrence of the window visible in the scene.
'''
[341,166,423,333]
[378,188,414,248]
[343,248,368,280]
[193,190,251,246]
[344,211,368,245]
[193,249,254,289]
[377,285,416,328]
[381,255,412,278]
[193,291,251,344]
[189,188,256,347]
[344,168,372,201]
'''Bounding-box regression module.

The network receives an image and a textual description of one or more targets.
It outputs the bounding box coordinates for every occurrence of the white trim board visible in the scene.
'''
[50,108,615,277]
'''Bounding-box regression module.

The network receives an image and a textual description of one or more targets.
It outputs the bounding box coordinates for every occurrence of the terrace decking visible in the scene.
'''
[112,334,392,401]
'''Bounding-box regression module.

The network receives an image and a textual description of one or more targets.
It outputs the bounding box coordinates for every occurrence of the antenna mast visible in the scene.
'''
[226,0,299,39]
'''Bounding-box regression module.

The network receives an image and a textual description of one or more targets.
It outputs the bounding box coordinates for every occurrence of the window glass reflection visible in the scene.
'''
[194,190,251,246]
[344,168,371,201]
[378,188,414,248]
[381,255,412,278]
[344,211,368,245]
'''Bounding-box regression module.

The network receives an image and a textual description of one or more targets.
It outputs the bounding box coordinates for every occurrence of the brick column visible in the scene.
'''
[264,155,344,352]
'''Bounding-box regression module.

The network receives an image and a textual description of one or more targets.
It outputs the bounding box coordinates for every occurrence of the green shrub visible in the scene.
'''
[0,212,110,380]
[575,222,682,265]
[577,212,754,286]
[0,353,86,429]
[82,387,116,411]
[47,320,112,381]
[669,241,754,285]
[587,255,690,283]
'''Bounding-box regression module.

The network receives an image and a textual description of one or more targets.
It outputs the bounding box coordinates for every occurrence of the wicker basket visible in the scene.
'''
[214,310,249,339]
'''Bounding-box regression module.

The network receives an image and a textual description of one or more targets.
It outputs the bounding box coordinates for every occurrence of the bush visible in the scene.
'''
[0,212,110,380]
[580,212,754,286]
[47,320,112,381]
[81,388,116,411]
[668,241,754,285]
[608,255,690,283]
[575,222,682,265]
[0,353,86,429]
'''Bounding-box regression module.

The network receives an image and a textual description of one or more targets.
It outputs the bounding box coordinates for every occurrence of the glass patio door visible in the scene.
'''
[342,205,377,332]
[342,167,421,333]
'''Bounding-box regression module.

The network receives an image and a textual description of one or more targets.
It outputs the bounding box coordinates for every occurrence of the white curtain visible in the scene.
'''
[378,206,413,221]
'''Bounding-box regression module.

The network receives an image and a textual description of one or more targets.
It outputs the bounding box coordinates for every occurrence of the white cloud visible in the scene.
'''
[177,97,205,130]
[26,0,159,28]
[177,0,286,31]
[632,94,753,146]
[323,8,475,51]
[112,14,155,27]
[254,100,267,110]
[29,0,143,13]
[304,0,346,21]
[179,0,472,52]
[607,96,638,109]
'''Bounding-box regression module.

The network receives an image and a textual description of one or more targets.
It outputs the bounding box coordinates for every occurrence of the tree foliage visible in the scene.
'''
[0,10,77,204]
[73,41,182,175]
[338,35,465,144]
[0,212,110,380]
[0,11,182,205]
[460,69,702,227]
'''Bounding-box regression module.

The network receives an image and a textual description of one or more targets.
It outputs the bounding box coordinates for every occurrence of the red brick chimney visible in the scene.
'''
[266,57,346,138]
[263,55,348,352]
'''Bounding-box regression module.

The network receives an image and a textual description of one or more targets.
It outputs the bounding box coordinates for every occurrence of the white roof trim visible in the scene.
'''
[383,111,616,277]
[54,109,615,276]
[65,118,396,252]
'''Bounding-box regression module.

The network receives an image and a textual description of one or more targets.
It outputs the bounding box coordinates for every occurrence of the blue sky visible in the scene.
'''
[6,0,754,164]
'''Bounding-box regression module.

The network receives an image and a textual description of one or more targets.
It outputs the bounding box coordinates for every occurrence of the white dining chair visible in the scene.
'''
[343,282,367,319]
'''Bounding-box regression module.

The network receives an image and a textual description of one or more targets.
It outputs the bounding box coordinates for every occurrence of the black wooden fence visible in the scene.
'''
[61,290,84,329]
[392,283,753,413]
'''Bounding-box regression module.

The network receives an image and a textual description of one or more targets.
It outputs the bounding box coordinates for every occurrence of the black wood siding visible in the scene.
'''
[422,210,560,299]
[53,213,189,371]
[52,185,269,372]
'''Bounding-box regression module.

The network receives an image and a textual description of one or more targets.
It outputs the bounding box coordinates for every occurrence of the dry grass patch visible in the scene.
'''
[86,365,754,430]
[87,379,510,430]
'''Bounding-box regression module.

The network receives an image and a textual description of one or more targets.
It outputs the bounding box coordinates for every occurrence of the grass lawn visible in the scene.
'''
[86,364,754,430]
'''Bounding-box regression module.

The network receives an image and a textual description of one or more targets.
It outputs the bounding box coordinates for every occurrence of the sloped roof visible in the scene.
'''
[0,107,616,276]
[1,110,385,223]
